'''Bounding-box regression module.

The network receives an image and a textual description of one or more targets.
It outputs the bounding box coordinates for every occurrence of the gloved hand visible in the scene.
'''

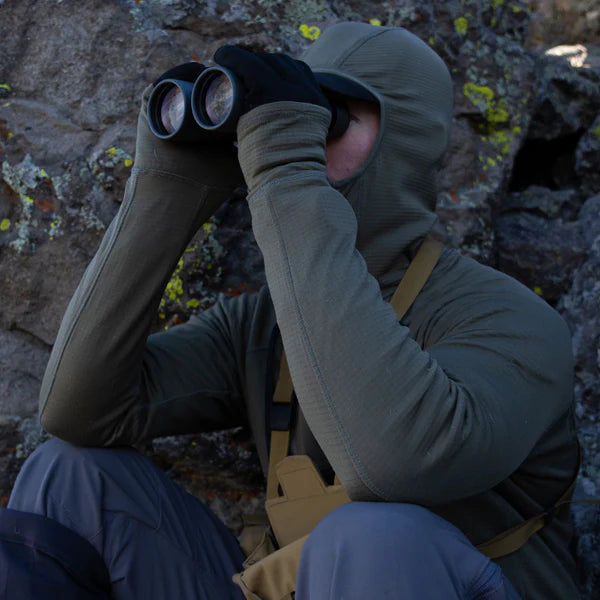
[133,62,243,196]
[213,46,331,116]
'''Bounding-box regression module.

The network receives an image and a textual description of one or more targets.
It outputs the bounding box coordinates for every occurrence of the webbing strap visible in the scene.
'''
[390,238,444,321]
[267,352,294,500]
[266,237,444,501]
[476,449,600,559]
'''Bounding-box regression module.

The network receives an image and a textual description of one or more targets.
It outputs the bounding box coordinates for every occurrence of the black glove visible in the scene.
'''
[213,46,331,116]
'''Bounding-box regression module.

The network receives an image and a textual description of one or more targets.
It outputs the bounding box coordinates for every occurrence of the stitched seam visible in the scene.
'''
[132,167,229,192]
[335,28,391,67]
[464,561,499,600]
[246,172,328,205]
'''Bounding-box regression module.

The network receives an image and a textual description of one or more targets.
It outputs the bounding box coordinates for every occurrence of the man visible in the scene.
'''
[6,22,579,599]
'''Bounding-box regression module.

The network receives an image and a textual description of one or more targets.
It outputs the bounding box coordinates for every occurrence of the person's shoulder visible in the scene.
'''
[434,248,555,308]
[421,247,571,340]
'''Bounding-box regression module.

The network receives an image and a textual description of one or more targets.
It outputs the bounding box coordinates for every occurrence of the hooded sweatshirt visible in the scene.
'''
[40,22,579,599]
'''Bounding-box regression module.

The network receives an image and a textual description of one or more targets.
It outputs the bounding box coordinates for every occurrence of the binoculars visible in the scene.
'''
[147,66,350,142]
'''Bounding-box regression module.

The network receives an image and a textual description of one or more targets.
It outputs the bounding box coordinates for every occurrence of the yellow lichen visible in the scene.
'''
[165,257,185,301]
[186,299,201,309]
[454,17,468,35]
[533,286,543,296]
[0,83,11,91]
[166,276,183,301]
[124,158,133,168]
[463,82,509,128]
[592,122,600,142]
[0,218,10,231]
[299,24,321,40]
[369,19,382,26]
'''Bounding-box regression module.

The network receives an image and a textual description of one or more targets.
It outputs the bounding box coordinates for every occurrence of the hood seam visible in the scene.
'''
[334,27,394,69]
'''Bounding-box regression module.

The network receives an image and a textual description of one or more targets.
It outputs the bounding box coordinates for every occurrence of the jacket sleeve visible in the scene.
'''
[236,101,574,505]
[39,164,251,447]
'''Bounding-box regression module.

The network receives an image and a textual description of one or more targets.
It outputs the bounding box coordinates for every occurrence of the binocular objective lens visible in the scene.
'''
[204,73,234,126]
[160,86,185,135]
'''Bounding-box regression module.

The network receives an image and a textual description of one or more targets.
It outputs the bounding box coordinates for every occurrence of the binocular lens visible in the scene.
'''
[148,64,350,141]
[204,73,234,127]
[160,85,185,135]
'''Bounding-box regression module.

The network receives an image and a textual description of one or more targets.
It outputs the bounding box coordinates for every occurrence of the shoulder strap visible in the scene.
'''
[266,237,444,500]
[390,237,444,321]
[476,447,600,559]
[267,351,294,500]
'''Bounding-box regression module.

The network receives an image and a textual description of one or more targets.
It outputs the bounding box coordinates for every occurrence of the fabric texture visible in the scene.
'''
[8,438,245,600]
[0,508,111,600]
[296,502,522,600]
[37,22,580,599]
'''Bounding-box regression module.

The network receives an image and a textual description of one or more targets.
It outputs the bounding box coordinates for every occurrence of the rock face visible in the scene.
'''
[0,0,599,596]
[527,0,600,47]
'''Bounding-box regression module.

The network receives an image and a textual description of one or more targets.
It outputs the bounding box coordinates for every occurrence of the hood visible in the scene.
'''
[302,22,453,294]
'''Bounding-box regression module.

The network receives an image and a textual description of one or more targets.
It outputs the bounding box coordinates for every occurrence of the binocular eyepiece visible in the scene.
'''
[147,66,349,142]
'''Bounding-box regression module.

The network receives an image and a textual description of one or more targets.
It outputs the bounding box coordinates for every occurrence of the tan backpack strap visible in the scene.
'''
[266,351,294,500]
[390,237,444,321]
[476,447,600,559]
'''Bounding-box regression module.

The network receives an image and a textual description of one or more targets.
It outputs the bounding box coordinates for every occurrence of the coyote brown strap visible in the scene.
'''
[233,535,308,600]
[266,351,294,501]
[266,455,350,547]
[475,448,600,559]
[390,237,444,320]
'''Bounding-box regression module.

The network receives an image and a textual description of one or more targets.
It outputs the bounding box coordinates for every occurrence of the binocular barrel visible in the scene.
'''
[147,66,243,142]
[147,66,349,142]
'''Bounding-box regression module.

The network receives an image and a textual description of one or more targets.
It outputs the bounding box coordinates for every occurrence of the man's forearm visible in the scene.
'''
[39,168,217,445]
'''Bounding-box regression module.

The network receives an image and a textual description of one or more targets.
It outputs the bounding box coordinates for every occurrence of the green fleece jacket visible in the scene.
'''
[39,23,580,599]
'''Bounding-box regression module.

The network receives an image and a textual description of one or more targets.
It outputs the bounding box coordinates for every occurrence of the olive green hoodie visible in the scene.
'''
[40,22,579,599]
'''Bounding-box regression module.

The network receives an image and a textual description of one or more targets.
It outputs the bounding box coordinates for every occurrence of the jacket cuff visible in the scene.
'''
[236,101,331,194]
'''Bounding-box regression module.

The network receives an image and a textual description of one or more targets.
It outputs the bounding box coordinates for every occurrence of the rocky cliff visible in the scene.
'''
[0,0,598,596]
